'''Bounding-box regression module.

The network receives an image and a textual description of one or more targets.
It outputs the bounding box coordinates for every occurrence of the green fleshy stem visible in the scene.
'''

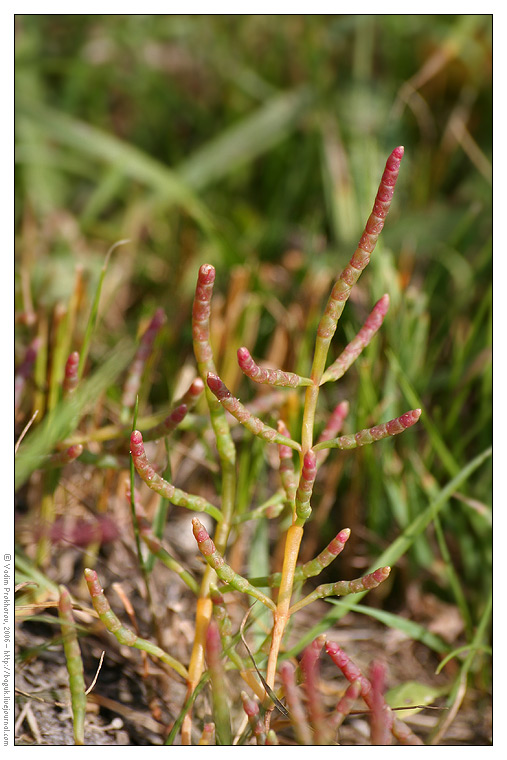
[313,409,421,451]
[192,518,276,611]
[84,568,188,679]
[289,566,391,615]
[130,430,222,522]
[206,372,301,452]
[58,586,86,745]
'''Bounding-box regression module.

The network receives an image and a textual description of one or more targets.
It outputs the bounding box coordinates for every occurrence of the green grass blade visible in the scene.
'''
[16,98,217,235]
[15,339,136,489]
[78,240,130,378]
[177,87,312,190]
[325,601,449,654]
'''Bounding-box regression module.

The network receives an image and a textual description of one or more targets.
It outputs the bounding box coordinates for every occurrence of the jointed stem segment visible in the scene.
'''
[84,568,188,679]
[130,430,222,521]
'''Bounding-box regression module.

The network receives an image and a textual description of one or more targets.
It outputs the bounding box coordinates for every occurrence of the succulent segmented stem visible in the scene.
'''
[185,265,237,745]
[369,661,393,745]
[313,409,421,451]
[250,528,350,588]
[237,347,312,388]
[295,450,317,524]
[278,421,298,503]
[300,635,328,744]
[297,527,351,581]
[58,586,86,745]
[140,403,188,441]
[279,661,312,745]
[136,513,199,594]
[63,351,80,397]
[210,590,266,701]
[45,444,83,469]
[192,518,276,611]
[318,400,349,445]
[206,619,231,745]
[331,678,362,731]
[302,147,404,453]
[176,376,205,408]
[265,729,279,745]
[207,373,301,451]
[289,566,391,615]
[122,308,166,410]
[233,490,285,524]
[316,147,403,356]
[241,692,267,745]
[321,294,390,384]
[84,568,188,679]
[15,336,41,412]
[130,430,222,522]
[326,641,423,746]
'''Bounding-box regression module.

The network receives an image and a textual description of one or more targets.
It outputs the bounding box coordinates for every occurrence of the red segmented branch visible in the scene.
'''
[140,403,188,441]
[251,528,350,588]
[192,518,276,610]
[84,568,188,679]
[298,527,351,581]
[313,409,421,451]
[330,678,362,731]
[122,308,166,408]
[241,692,267,745]
[295,449,317,523]
[316,147,404,349]
[237,346,312,388]
[177,376,205,408]
[326,642,423,745]
[45,444,83,469]
[206,372,301,451]
[321,294,390,384]
[278,420,298,502]
[135,511,199,594]
[58,586,86,745]
[369,661,393,745]
[289,566,391,615]
[300,635,328,745]
[130,430,222,521]
[279,661,312,745]
[316,400,349,465]
[15,336,41,412]
[63,351,80,396]
[192,264,216,366]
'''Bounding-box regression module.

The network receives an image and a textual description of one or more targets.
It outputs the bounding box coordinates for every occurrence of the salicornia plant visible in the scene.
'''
[122,145,422,742]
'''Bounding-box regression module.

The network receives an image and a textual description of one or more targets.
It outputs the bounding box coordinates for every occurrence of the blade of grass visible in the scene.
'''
[177,87,312,190]
[15,339,136,489]
[78,240,130,379]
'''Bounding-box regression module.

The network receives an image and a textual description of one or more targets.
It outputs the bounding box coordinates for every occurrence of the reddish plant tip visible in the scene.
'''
[207,372,229,399]
[190,377,205,394]
[393,146,404,158]
[198,264,215,284]
[130,430,143,446]
[192,517,209,543]
[338,528,351,543]
[173,404,188,422]
[237,346,250,363]
[401,409,421,427]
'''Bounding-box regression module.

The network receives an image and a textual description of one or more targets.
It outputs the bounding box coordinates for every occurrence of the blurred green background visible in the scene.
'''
[15,15,492,622]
